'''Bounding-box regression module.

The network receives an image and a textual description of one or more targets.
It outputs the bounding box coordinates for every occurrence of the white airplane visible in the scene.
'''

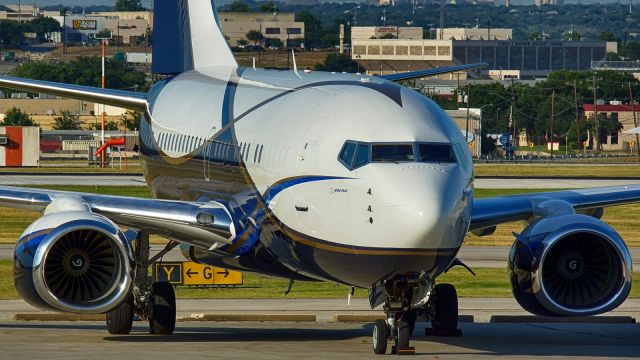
[0,0,638,355]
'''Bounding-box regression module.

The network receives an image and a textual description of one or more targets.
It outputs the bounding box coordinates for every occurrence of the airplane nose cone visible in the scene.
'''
[378,165,466,249]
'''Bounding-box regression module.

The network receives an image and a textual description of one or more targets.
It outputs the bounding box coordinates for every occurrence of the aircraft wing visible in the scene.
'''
[377,62,488,82]
[0,75,148,112]
[470,184,640,232]
[0,186,235,250]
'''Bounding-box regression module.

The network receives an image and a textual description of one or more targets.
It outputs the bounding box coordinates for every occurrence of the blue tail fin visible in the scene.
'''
[152,0,237,75]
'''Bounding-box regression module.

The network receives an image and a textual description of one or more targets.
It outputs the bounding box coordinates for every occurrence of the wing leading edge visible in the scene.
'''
[0,186,235,250]
[0,76,148,112]
[471,184,640,232]
[378,62,488,82]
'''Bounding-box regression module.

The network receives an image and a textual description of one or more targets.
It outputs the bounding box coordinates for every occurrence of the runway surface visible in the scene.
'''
[1,174,639,189]
[0,320,638,359]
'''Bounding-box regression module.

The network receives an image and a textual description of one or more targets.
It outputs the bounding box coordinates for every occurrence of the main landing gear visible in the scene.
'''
[106,232,178,335]
[372,281,460,355]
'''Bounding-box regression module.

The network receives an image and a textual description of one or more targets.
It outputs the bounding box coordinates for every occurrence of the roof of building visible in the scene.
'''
[583,104,640,112]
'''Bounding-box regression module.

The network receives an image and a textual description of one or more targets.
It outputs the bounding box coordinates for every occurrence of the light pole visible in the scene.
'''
[478,104,493,158]
[93,31,112,168]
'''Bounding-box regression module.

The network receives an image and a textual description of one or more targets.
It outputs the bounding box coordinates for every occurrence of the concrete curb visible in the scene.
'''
[179,314,316,322]
[333,314,475,323]
[490,315,637,324]
[14,314,105,321]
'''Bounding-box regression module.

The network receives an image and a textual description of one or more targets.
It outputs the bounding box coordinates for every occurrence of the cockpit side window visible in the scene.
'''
[338,142,357,168]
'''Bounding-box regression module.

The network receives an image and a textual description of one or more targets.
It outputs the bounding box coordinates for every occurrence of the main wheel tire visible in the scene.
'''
[396,321,410,349]
[372,319,389,355]
[106,295,133,335]
[149,282,176,335]
[404,309,417,336]
[431,283,458,332]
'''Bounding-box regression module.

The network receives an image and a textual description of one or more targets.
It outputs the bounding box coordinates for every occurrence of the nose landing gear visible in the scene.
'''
[371,281,460,355]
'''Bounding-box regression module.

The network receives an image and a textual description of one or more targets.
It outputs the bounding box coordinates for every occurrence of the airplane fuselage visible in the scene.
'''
[138,67,474,287]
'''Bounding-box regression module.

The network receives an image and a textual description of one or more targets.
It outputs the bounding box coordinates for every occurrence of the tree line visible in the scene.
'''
[427,70,640,152]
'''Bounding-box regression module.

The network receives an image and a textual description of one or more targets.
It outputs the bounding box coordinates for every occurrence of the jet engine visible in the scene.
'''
[14,211,133,314]
[509,214,632,317]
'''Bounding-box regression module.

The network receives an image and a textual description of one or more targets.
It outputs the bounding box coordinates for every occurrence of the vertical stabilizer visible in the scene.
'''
[152,0,237,75]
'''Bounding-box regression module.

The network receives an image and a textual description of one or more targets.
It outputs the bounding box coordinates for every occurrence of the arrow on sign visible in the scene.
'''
[217,269,230,278]
[186,269,199,278]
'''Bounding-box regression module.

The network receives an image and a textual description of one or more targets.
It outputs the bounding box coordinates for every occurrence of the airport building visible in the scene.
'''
[0,126,39,167]
[583,103,640,152]
[50,15,150,45]
[436,28,512,41]
[217,12,305,48]
[352,27,612,79]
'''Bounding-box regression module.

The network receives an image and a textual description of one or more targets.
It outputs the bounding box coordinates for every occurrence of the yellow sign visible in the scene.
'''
[154,262,242,286]
[72,19,98,30]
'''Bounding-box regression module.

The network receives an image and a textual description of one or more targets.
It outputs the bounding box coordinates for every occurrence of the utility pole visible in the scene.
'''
[510,78,516,157]
[439,0,444,40]
[550,90,556,158]
[464,84,471,146]
[593,76,600,152]
[574,80,581,153]
[628,82,640,162]
[94,31,112,168]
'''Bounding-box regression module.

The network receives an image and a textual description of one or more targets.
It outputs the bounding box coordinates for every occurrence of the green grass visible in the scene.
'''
[469,188,640,247]
[474,164,640,178]
[0,261,638,300]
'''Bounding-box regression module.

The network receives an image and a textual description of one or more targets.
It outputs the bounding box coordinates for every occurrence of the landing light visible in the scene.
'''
[196,213,216,226]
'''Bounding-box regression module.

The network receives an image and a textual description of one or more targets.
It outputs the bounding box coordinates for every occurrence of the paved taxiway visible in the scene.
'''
[1,174,639,189]
[0,320,638,359]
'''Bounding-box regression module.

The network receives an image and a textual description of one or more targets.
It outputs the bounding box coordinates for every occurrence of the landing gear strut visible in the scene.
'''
[371,279,460,355]
[105,232,178,335]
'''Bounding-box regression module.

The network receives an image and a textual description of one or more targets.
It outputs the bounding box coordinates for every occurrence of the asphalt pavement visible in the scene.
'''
[0,297,639,359]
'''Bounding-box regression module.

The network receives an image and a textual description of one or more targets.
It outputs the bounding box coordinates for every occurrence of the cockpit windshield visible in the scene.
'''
[371,144,415,163]
[418,144,456,163]
[338,141,459,170]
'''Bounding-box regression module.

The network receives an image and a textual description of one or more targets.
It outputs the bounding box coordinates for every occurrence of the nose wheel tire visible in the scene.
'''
[430,283,460,336]
[105,295,133,335]
[148,282,176,335]
[372,319,390,354]
[404,309,417,336]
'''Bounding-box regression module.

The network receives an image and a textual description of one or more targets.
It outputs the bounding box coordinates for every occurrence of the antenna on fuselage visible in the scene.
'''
[252,57,256,71]
[292,50,301,78]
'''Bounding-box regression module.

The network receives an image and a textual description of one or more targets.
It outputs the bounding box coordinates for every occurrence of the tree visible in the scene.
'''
[10,56,148,93]
[295,11,323,48]
[527,32,544,41]
[246,30,263,46]
[314,53,360,73]
[121,111,141,131]
[115,0,145,11]
[27,17,61,41]
[0,20,25,48]
[52,111,83,130]
[598,31,620,42]
[229,1,250,12]
[87,120,119,131]
[564,31,582,41]
[265,38,283,49]
[0,107,38,127]
[259,1,277,13]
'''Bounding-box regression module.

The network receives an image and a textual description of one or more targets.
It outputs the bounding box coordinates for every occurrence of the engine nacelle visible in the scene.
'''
[14,211,133,314]
[509,214,632,317]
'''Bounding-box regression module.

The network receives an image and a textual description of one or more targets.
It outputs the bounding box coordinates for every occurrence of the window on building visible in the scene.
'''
[286,28,301,35]
[265,27,281,34]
